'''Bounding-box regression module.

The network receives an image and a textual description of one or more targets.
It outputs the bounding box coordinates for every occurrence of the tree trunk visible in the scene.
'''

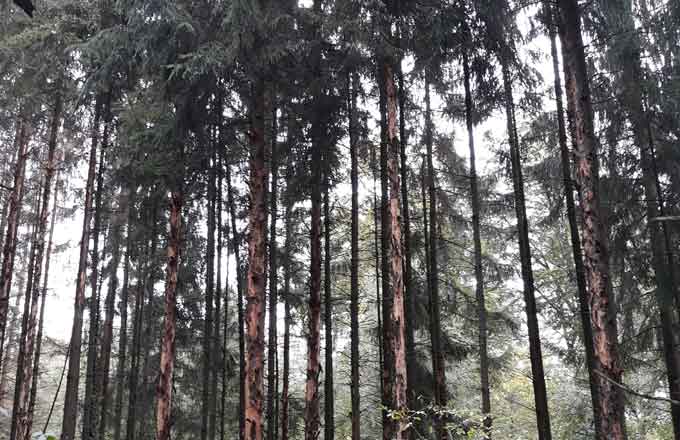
[113,187,135,440]
[0,117,30,372]
[348,71,361,440]
[500,53,552,440]
[13,87,62,440]
[266,105,279,440]
[244,78,270,440]
[323,169,334,440]
[216,121,226,440]
[383,57,408,440]
[280,202,292,440]
[96,188,127,439]
[424,78,447,421]
[557,1,627,437]
[156,190,183,440]
[463,48,492,435]
[544,2,601,433]
[61,97,102,440]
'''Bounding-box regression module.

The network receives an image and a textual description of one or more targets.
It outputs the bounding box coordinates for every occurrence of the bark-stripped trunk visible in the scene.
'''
[383,58,408,440]
[266,109,279,440]
[500,53,552,440]
[244,78,270,440]
[557,0,627,437]
[96,188,127,439]
[305,2,323,438]
[202,132,217,440]
[280,202,292,440]
[424,78,447,420]
[156,190,182,440]
[0,117,30,371]
[61,98,102,440]
[463,49,492,435]
[348,71,361,440]
[544,2,601,432]
[323,172,334,440]
[226,160,246,440]
[113,188,134,440]
[14,88,62,440]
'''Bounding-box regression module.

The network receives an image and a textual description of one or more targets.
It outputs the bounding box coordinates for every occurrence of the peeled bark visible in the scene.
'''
[0,117,30,371]
[156,190,182,440]
[463,49,492,434]
[14,88,62,440]
[544,2,601,432]
[244,79,270,440]
[61,98,102,440]
[557,0,627,437]
[348,71,361,440]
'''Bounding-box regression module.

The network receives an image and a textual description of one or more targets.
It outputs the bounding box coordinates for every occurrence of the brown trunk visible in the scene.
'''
[61,97,102,440]
[14,88,62,440]
[424,78,447,419]
[280,202,292,440]
[96,188,127,438]
[544,2,601,432]
[155,190,183,440]
[500,54,552,440]
[323,171,334,440]
[266,107,279,440]
[0,117,30,371]
[384,60,409,440]
[348,71,361,440]
[244,78,270,440]
[557,0,627,437]
[463,49,492,434]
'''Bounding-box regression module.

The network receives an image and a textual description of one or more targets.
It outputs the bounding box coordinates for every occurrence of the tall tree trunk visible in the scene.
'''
[323,171,334,440]
[61,97,102,440]
[156,190,183,440]
[216,123,225,440]
[97,188,127,439]
[113,187,135,440]
[557,0,627,437]
[348,71,361,440]
[202,130,217,440]
[226,160,246,440]
[244,78,270,440]
[372,138,384,404]
[13,87,62,440]
[383,57,408,440]
[82,117,108,440]
[500,53,552,440]
[280,202,292,440]
[0,117,30,372]
[544,2,601,433]
[266,107,279,440]
[424,78,447,421]
[463,49,492,435]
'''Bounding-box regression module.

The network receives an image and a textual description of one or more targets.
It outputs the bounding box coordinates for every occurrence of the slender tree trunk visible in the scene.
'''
[13,88,62,440]
[113,188,135,440]
[323,170,334,440]
[463,49,492,435]
[202,130,217,440]
[97,188,127,439]
[266,107,279,440]
[244,78,270,440]
[424,78,447,421]
[216,122,225,440]
[557,1,627,437]
[348,71,361,440]
[383,57,408,440]
[61,97,102,440]
[544,3,601,433]
[0,117,30,372]
[156,190,183,440]
[280,202,292,440]
[226,160,246,440]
